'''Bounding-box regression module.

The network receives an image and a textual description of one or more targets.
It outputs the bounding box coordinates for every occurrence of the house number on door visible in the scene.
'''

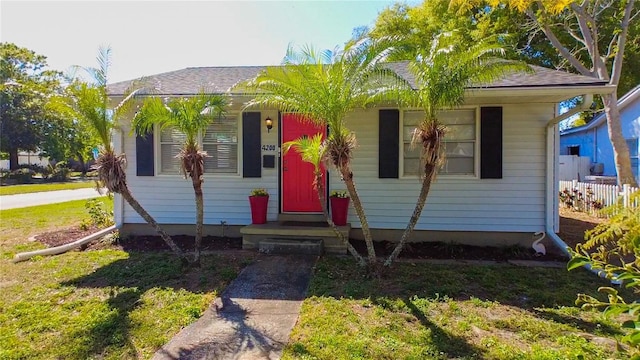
[261,145,276,151]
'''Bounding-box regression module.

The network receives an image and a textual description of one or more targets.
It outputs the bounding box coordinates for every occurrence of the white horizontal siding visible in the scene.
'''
[120,103,552,234]
[327,104,551,233]
[120,110,280,226]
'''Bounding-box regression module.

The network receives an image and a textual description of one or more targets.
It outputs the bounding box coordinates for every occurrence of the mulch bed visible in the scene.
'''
[117,235,242,252]
[31,209,603,261]
[36,225,102,247]
[350,239,568,262]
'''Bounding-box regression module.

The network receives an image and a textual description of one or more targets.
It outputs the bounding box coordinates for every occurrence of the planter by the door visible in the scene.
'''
[249,193,269,225]
[330,196,350,226]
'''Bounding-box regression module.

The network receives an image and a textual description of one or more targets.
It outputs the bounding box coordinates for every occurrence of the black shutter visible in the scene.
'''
[379,109,399,178]
[136,131,154,176]
[480,107,503,179]
[243,112,262,178]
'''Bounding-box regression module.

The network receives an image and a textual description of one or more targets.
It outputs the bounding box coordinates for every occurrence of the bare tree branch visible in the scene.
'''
[571,3,599,64]
[562,21,587,46]
[605,33,618,59]
[525,6,593,76]
[594,0,616,19]
[610,0,636,85]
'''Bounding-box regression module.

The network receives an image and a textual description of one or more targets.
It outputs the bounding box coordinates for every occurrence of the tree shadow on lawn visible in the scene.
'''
[59,251,255,358]
[292,257,627,358]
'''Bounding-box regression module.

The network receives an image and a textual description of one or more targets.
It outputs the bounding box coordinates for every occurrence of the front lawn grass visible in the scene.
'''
[0,199,255,359]
[283,257,632,360]
[0,181,96,196]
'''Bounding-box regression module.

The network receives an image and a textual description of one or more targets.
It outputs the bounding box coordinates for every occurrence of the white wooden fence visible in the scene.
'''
[559,180,639,215]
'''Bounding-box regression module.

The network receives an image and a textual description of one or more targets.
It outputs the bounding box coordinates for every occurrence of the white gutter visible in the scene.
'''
[544,95,619,281]
[545,94,593,257]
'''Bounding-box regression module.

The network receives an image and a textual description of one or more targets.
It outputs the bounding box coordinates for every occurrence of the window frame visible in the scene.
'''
[154,112,242,177]
[399,106,480,180]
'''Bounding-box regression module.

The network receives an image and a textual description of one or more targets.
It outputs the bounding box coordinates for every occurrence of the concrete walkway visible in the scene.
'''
[0,188,106,210]
[153,255,316,360]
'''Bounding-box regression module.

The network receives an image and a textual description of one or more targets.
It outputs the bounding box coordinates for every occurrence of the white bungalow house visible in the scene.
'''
[107,62,613,252]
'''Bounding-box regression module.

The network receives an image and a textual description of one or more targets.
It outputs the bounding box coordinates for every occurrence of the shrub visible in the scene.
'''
[6,168,35,184]
[568,194,640,355]
[47,162,72,182]
[559,186,603,213]
[80,198,114,230]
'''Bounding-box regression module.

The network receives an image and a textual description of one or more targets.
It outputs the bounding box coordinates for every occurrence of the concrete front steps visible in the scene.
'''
[240,214,349,255]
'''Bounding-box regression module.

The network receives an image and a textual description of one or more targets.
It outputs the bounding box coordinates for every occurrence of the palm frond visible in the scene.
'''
[239,31,408,133]
[135,91,227,141]
[282,133,326,173]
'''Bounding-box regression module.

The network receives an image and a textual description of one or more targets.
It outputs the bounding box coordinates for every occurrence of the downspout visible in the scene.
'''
[545,95,615,280]
[545,94,593,258]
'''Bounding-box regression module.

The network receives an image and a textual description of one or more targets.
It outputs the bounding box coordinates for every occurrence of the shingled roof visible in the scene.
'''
[107,61,607,96]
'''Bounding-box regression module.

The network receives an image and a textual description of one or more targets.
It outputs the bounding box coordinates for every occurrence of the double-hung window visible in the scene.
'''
[403,109,477,177]
[158,114,239,175]
[202,116,238,173]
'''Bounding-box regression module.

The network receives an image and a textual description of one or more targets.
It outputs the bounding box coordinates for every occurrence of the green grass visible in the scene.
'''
[2,199,632,359]
[283,257,633,360]
[0,181,96,195]
[0,198,256,359]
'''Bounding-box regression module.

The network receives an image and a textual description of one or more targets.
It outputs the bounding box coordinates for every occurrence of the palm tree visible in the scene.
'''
[134,92,227,266]
[240,35,405,267]
[384,33,530,266]
[283,134,366,266]
[51,47,190,266]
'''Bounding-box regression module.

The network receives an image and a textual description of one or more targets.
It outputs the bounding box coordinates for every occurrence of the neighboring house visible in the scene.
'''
[107,62,612,248]
[560,85,640,182]
[0,151,50,170]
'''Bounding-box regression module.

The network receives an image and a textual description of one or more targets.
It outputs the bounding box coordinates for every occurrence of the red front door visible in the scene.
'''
[282,114,326,212]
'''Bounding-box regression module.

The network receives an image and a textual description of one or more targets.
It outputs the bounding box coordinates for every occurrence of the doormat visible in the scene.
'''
[280,221,330,227]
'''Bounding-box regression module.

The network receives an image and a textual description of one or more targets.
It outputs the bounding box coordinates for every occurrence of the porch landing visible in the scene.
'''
[240,220,350,254]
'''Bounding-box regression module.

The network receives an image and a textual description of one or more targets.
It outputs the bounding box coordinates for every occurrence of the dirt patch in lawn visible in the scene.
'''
[558,207,606,250]
[32,208,606,261]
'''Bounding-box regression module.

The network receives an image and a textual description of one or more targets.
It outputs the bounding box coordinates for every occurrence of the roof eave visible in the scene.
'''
[466,84,614,99]
[560,85,640,136]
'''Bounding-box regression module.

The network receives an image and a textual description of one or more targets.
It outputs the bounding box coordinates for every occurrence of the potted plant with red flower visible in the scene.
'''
[249,188,269,224]
[329,190,350,226]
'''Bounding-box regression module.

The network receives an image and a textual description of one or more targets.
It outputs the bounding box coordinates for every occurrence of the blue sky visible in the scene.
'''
[1,1,410,82]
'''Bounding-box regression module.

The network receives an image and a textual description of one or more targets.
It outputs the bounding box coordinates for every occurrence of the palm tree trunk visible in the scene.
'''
[119,186,190,267]
[315,171,365,266]
[192,171,204,267]
[340,168,376,264]
[603,92,638,187]
[385,164,436,266]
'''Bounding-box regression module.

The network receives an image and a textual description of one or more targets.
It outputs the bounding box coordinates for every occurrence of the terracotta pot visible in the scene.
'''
[330,197,350,226]
[249,195,269,224]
